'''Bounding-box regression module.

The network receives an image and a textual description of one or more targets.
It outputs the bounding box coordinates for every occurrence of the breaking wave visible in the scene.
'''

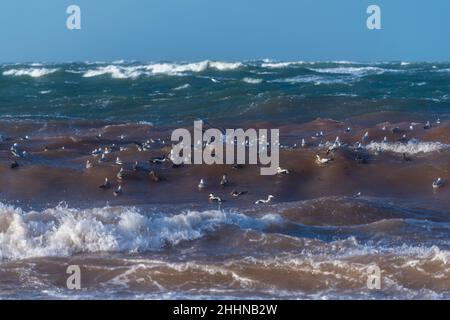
[0,203,283,260]
[366,139,449,154]
[2,68,59,78]
[81,61,243,79]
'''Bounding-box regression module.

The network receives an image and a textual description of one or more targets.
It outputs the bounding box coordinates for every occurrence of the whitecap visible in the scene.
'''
[3,68,59,78]
[0,203,283,260]
[173,83,191,90]
[366,139,449,154]
[242,77,263,84]
[83,65,142,79]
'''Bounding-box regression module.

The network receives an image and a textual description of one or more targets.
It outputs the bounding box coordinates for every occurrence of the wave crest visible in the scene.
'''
[3,68,59,78]
[0,203,283,260]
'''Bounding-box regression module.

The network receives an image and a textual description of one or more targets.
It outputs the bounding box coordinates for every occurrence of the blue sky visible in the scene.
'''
[0,0,449,62]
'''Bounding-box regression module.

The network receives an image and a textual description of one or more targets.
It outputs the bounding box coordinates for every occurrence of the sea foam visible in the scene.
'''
[3,68,59,78]
[0,203,283,260]
[366,139,449,154]
[81,61,243,79]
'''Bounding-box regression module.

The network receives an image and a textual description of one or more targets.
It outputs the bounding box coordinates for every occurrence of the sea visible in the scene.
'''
[0,60,449,299]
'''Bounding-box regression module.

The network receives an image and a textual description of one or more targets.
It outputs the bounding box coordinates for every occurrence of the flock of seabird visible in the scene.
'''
[3,118,447,204]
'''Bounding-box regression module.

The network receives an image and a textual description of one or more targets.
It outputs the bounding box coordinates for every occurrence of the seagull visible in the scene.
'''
[314,131,324,138]
[354,142,364,150]
[220,174,229,187]
[345,127,351,133]
[355,154,368,164]
[198,179,206,190]
[116,168,124,180]
[383,136,388,143]
[424,121,432,130]
[315,155,333,165]
[398,134,408,143]
[10,143,25,158]
[208,193,222,203]
[115,157,123,165]
[149,170,161,182]
[409,123,414,131]
[98,154,107,163]
[255,195,274,204]
[301,138,307,147]
[327,137,341,154]
[10,160,19,169]
[391,127,402,134]
[113,185,122,197]
[432,178,444,189]
[85,160,93,169]
[99,178,111,189]
[353,192,362,198]
[230,190,248,197]
[150,156,167,164]
[91,148,102,156]
[436,118,441,125]
[132,161,141,171]
[276,167,289,174]
[362,132,369,142]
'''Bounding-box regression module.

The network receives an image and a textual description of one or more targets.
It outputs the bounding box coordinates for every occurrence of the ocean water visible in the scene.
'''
[0,60,449,299]
[0,60,449,124]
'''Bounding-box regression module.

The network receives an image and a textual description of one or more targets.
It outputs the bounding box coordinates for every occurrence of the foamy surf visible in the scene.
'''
[0,202,283,260]
[366,139,449,154]
[2,68,59,78]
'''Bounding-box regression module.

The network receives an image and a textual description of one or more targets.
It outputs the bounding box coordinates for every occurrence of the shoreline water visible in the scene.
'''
[1,116,449,299]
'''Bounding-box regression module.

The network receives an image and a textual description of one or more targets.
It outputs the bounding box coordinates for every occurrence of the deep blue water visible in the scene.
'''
[1,60,449,124]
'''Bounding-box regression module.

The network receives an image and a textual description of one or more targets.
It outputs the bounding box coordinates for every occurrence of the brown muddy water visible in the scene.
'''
[0,116,449,299]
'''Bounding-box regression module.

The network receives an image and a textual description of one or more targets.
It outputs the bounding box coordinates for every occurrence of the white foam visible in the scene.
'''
[3,68,59,78]
[242,77,263,84]
[146,61,242,75]
[309,66,386,76]
[82,65,142,79]
[0,203,283,260]
[366,139,449,154]
[173,83,191,90]
[261,61,304,69]
[271,75,349,85]
[81,61,243,78]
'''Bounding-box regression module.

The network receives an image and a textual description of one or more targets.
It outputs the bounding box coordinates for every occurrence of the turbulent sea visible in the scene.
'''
[0,60,449,299]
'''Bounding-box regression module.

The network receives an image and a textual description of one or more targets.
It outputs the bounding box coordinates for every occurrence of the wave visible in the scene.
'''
[260,61,306,69]
[271,75,350,85]
[82,65,142,79]
[81,61,243,79]
[173,83,191,90]
[0,203,283,260]
[242,77,263,84]
[366,139,449,154]
[2,68,59,78]
[309,66,387,76]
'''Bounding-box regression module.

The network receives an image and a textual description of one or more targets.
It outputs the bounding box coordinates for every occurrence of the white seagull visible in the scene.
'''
[198,179,206,190]
[315,155,333,165]
[432,178,444,189]
[208,193,222,203]
[276,167,289,174]
[255,195,275,204]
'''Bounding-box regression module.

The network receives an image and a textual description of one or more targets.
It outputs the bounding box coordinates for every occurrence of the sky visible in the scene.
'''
[0,0,449,62]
